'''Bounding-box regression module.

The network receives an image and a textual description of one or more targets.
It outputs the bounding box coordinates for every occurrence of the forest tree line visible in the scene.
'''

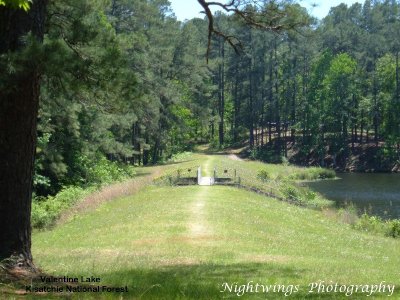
[30,0,400,198]
[209,0,400,171]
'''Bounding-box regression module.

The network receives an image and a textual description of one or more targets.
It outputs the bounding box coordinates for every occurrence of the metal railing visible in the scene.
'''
[213,167,240,186]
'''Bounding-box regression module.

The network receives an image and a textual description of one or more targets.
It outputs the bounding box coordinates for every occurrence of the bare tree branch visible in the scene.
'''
[197,0,311,61]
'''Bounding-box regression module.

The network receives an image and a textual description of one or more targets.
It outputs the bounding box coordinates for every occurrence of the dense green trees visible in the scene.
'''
[30,0,400,196]
[206,0,400,170]
[32,0,211,194]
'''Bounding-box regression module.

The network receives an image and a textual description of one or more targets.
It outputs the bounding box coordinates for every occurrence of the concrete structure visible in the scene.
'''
[197,167,215,186]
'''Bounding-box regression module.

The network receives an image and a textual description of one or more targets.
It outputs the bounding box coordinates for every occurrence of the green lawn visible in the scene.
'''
[11,155,400,299]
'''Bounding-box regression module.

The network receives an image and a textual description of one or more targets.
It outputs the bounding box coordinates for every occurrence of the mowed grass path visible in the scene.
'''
[32,156,400,299]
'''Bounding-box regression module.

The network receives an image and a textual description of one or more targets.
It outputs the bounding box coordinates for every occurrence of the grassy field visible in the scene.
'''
[3,154,400,299]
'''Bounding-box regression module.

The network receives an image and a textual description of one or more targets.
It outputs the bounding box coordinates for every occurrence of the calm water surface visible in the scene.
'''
[305,173,400,219]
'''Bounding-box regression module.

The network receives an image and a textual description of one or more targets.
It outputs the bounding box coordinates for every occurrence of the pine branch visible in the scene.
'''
[197,0,310,61]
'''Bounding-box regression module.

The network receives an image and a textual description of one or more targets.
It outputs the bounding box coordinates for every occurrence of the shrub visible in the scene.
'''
[354,214,386,234]
[288,170,308,180]
[353,214,400,239]
[31,186,88,229]
[316,168,336,179]
[86,156,135,186]
[305,190,317,201]
[257,170,270,181]
[288,168,335,181]
[31,201,50,229]
[281,185,303,204]
[386,220,400,238]
[31,153,137,229]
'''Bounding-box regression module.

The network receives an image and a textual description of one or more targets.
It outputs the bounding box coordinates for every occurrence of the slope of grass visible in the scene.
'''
[3,154,399,299]
[24,155,400,299]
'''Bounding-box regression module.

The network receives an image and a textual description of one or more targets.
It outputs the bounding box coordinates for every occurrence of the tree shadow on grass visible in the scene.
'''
[159,159,195,166]
[96,262,391,299]
[101,262,300,299]
[133,171,152,177]
[7,263,399,299]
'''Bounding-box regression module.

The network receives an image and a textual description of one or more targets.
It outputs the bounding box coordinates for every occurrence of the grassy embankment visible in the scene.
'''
[2,153,400,299]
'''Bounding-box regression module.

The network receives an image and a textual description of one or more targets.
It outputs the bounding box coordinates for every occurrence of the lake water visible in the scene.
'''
[305,173,400,220]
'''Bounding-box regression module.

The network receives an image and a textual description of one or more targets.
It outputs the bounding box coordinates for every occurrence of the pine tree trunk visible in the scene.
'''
[218,40,225,146]
[0,0,47,269]
[233,64,240,143]
[268,49,273,144]
[373,63,379,146]
[360,110,364,144]
[0,72,38,268]
[274,39,281,154]
[248,58,254,149]
[396,52,399,103]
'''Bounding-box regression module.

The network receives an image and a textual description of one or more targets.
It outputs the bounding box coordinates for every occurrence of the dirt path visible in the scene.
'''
[188,187,213,238]
[188,157,213,238]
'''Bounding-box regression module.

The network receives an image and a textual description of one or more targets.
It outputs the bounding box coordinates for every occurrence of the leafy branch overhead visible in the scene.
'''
[197,0,311,60]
